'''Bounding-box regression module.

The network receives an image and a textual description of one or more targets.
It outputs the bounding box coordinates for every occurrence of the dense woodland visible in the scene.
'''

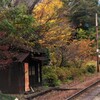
[0,0,100,86]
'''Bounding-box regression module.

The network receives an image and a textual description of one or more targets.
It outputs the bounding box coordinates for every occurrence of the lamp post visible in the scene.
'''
[96,13,99,72]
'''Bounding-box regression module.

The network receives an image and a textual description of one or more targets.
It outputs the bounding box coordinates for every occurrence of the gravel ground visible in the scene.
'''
[32,73,100,100]
[93,93,100,100]
[74,83,100,100]
[7,73,100,100]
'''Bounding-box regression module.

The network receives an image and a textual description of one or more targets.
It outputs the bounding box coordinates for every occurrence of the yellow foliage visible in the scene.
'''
[33,0,71,48]
[33,0,63,24]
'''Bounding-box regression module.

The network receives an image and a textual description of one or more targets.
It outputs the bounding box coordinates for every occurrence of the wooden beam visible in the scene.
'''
[24,63,30,92]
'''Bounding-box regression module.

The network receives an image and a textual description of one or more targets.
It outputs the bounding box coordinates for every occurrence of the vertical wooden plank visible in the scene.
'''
[35,64,38,83]
[40,62,42,85]
[24,63,30,92]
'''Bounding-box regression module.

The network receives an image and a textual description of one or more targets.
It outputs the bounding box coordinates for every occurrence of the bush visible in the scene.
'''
[62,68,74,80]
[55,67,67,81]
[0,93,15,100]
[43,73,60,86]
[80,67,87,74]
[81,61,96,74]
[69,67,81,78]
[86,65,96,73]
[42,65,95,86]
[42,66,60,86]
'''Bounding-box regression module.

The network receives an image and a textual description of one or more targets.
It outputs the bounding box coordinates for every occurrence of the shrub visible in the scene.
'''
[65,67,85,80]
[43,73,60,86]
[62,68,73,80]
[55,67,67,82]
[81,61,96,74]
[42,66,55,75]
[85,61,96,67]
[69,67,80,78]
[80,67,87,74]
[86,65,96,73]
[42,66,60,86]
[42,65,92,86]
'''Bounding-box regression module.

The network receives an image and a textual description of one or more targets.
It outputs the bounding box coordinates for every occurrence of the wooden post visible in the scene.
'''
[40,61,42,85]
[24,63,30,92]
[96,13,100,72]
[35,63,38,84]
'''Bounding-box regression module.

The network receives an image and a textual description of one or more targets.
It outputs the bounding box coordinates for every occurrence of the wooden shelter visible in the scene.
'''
[0,32,49,93]
[0,50,48,93]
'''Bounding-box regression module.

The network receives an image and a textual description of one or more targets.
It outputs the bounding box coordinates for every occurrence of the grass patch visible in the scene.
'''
[0,93,15,100]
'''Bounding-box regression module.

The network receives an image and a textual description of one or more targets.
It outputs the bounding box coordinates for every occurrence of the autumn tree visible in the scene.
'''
[33,0,71,48]
[33,0,72,66]
[61,39,95,68]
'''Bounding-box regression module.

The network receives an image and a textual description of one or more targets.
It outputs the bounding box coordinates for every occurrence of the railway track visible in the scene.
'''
[25,79,100,100]
[66,80,100,100]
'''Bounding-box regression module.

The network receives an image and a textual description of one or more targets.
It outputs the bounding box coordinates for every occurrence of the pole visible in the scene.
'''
[96,13,99,72]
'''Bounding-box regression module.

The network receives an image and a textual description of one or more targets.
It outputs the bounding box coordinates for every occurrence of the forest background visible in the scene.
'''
[0,0,100,86]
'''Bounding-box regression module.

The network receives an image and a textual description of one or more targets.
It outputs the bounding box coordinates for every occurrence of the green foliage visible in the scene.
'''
[83,60,96,74]
[0,0,10,8]
[63,0,99,29]
[42,66,68,86]
[0,4,37,48]
[76,28,96,40]
[85,65,96,73]
[0,19,16,33]
[42,66,60,86]
[0,5,35,34]
[55,67,67,81]
[42,66,55,74]
[62,67,73,80]
[43,63,96,87]
[43,73,60,87]
[0,0,97,88]
[0,93,15,100]
[43,48,50,65]
[77,28,88,39]
[66,67,84,80]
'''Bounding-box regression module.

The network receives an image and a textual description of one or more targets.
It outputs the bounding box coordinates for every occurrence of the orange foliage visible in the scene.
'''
[65,39,95,67]
[78,39,95,59]
[68,39,95,60]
